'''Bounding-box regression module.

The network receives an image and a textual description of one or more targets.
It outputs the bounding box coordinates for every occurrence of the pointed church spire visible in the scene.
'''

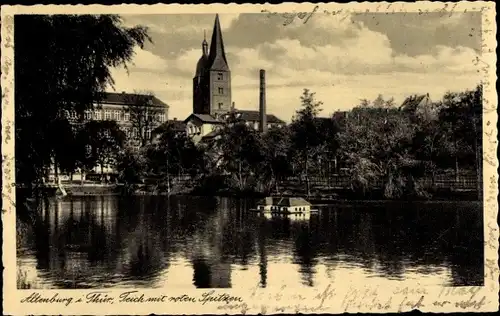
[202,30,208,56]
[208,14,229,71]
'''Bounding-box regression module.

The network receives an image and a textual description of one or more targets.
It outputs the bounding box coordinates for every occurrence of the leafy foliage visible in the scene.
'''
[132,86,482,199]
[80,120,126,177]
[145,123,205,188]
[288,89,326,195]
[215,121,263,191]
[15,14,151,186]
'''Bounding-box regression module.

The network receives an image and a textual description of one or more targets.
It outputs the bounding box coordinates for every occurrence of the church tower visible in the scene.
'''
[192,31,209,114]
[192,14,232,117]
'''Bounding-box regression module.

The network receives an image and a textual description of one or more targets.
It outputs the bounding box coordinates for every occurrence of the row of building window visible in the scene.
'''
[68,110,166,123]
[122,127,153,139]
[96,127,153,140]
[245,121,283,129]
[188,126,202,135]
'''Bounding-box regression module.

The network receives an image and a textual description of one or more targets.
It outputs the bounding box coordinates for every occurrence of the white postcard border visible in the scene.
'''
[2,2,498,314]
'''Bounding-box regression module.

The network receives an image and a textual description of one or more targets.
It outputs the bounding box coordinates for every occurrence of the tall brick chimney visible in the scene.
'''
[259,69,267,133]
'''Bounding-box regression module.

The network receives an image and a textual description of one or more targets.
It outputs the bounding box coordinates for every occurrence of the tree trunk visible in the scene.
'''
[238,161,243,191]
[167,157,170,194]
[431,165,436,189]
[271,168,279,194]
[305,156,310,197]
[327,159,331,187]
[100,163,104,183]
[54,158,59,184]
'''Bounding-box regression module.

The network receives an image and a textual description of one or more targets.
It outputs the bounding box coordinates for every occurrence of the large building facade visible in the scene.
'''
[85,92,168,144]
[51,92,169,181]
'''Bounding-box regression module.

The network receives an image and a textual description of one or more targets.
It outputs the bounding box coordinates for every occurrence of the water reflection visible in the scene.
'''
[17,196,483,289]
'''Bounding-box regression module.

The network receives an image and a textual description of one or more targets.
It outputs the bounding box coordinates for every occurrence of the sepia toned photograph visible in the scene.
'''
[2,2,498,314]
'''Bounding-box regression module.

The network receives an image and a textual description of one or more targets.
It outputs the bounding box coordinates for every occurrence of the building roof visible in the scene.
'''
[152,120,186,138]
[157,119,187,132]
[185,110,285,126]
[260,197,312,207]
[399,94,430,111]
[235,110,285,124]
[332,111,349,119]
[207,14,230,71]
[99,92,168,108]
[168,119,187,131]
[185,113,224,124]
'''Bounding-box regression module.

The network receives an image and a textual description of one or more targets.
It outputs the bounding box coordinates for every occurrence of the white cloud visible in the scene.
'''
[219,14,241,30]
[394,45,479,73]
[227,30,478,80]
[110,14,482,122]
[129,47,169,71]
[174,48,204,75]
[286,11,354,33]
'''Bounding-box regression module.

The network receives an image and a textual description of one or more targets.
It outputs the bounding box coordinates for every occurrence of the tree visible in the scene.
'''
[337,103,419,198]
[48,118,80,181]
[82,121,126,181]
[289,89,324,196]
[216,121,263,192]
[115,147,147,187]
[410,113,442,187]
[146,122,204,192]
[258,127,292,193]
[438,85,482,198]
[74,127,97,185]
[372,94,396,108]
[15,14,151,189]
[123,91,165,147]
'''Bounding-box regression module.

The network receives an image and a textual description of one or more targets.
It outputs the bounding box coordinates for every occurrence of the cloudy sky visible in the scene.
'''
[108,12,482,121]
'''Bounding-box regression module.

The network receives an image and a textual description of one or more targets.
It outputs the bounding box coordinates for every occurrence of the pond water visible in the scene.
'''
[16,195,484,289]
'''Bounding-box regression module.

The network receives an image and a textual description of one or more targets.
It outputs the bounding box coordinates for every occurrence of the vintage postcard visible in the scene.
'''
[2,1,498,315]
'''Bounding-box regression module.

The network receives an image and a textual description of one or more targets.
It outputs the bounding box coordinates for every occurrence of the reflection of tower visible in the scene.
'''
[258,222,268,288]
[192,257,212,288]
[292,220,315,287]
[191,204,232,288]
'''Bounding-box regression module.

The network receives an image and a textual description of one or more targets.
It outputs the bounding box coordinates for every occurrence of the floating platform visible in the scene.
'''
[250,196,319,214]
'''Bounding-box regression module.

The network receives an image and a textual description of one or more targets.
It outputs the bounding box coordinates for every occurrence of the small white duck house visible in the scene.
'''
[255,197,317,213]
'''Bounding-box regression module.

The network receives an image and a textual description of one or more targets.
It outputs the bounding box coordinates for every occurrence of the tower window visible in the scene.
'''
[217,72,223,80]
[218,102,223,109]
[218,87,224,94]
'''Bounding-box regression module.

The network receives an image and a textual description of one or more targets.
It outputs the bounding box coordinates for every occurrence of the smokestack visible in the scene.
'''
[259,69,267,133]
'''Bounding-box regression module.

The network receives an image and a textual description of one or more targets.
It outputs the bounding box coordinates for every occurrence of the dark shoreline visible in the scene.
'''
[17,184,481,202]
